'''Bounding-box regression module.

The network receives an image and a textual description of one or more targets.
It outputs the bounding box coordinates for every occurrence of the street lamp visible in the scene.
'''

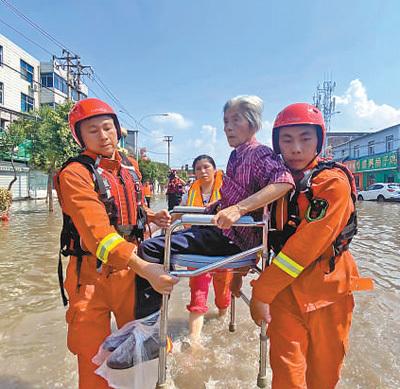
[119,111,169,160]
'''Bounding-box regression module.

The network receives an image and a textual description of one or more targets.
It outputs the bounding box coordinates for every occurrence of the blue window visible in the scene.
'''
[41,72,68,94]
[20,59,34,85]
[0,82,3,105]
[0,45,3,66]
[71,89,78,101]
[21,93,34,112]
[54,73,67,94]
[41,73,54,88]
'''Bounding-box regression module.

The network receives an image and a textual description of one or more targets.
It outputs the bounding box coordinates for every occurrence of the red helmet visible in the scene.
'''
[272,103,326,154]
[68,98,121,147]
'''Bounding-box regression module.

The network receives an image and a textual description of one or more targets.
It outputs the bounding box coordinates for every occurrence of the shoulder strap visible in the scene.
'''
[119,152,142,203]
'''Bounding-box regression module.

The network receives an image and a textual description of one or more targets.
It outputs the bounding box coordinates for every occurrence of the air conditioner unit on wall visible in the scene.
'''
[28,84,39,94]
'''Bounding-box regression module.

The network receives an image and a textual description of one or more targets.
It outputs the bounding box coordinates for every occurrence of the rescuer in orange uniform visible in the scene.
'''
[56,98,178,389]
[248,103,373,389]
[143,180,153,207]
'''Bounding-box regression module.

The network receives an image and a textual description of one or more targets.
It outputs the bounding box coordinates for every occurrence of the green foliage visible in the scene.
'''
[138,159,170,185]
[0,119,29,161]
[0,188,12,213]
[27,103,81,173]
[0,102,80,173]
[178,170,188,182]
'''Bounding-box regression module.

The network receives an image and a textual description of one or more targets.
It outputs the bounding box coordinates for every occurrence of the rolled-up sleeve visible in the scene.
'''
[255,148,294,188]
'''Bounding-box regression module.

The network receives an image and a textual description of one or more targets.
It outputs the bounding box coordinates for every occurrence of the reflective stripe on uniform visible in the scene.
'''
[272,251,304,278]
[187,190,196,206]
[96,232,125,264]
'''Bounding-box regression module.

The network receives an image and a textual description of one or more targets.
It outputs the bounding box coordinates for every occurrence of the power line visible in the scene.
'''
[92,74,139,124]
[0,0,76,55]
[0,0,143,138]
[1,60,77,101]
[0,17,54,56]
[146,150,168,155]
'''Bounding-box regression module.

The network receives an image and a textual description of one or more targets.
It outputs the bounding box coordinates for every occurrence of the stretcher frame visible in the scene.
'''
[156,206,270,388]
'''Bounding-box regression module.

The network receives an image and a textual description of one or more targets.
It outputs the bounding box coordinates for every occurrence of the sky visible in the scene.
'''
[1,0,400,167]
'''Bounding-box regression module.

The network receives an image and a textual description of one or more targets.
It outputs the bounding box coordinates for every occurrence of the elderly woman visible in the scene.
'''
[138,95,294,340]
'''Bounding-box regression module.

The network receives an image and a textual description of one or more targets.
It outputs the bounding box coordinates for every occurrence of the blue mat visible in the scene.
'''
[171,253,257,269]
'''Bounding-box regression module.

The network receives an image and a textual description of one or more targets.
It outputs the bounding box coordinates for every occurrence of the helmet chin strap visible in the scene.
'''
[289,152,319,174]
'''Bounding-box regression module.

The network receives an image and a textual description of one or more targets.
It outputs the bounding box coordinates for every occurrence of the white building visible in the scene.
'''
[0,34,89,199]
[40,59,88,107]
[0,33,41,129]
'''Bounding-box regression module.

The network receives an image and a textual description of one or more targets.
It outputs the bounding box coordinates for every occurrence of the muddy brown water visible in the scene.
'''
[0,197,398,388]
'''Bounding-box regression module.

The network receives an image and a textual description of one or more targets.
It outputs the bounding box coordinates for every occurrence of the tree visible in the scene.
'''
[26,103,81,211]
[0,118,30,191]
[138,158,170,186]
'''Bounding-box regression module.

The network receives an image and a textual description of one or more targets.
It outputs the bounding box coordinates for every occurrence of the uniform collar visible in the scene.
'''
[290,157,319,185]
[82,149,122,173]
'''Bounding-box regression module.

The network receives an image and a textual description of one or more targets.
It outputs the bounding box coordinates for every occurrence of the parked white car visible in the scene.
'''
[357,183,400,202]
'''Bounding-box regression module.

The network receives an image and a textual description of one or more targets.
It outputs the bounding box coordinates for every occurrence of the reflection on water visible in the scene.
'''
[0,198,399,388]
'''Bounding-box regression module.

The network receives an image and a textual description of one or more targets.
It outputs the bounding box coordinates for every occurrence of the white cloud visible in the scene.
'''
[334,79,400,131]
[262,120,273,147]
[201,124,217,144]
[190,124,218,154]
[152,112,192,129]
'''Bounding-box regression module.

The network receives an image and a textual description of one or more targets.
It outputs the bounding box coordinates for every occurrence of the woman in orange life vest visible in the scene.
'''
[179,154,232,341]
[243,103,373,389]
[57,98,178,389]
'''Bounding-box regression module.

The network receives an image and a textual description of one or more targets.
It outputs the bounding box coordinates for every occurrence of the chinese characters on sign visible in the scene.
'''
[355,151,398,172]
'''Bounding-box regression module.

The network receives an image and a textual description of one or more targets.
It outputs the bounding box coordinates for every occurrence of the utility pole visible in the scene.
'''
[163,135,173,167]
[54,50,92,100]
[133,130,139,160]
[75,57,93,100]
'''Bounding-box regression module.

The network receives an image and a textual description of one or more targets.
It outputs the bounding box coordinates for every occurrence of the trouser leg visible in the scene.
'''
[65,261,112,389]
[268,289,308,389]
[306,294,355,389]
[213,270,233,310]
[187,272,213,313]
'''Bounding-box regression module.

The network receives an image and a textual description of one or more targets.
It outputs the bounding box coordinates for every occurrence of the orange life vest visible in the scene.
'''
[186,170,223,206]
[143,183,153,197]
[55,151,146,305]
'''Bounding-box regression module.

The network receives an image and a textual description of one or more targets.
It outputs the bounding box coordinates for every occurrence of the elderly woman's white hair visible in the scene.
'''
[223,95,264,132]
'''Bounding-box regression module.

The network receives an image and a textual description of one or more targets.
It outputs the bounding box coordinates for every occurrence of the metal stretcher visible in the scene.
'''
[156,206,269,388]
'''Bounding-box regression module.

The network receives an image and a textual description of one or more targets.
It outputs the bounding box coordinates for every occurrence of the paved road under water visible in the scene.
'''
[0,196,399,388]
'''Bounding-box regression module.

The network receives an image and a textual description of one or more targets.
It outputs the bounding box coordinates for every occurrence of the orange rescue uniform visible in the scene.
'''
[252,161,373,389]
[143,182,153,197]
[58,150,148,389]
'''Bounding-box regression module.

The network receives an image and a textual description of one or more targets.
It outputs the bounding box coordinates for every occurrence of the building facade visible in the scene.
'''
[0,34,41,130]
[40,60,88,107]
[0,34,88,199]
[332,125,400,189]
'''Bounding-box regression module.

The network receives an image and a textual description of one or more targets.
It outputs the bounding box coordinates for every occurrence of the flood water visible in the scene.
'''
[0,196,399,388]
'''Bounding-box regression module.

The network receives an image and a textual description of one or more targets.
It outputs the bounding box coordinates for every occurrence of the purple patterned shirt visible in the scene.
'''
[219,139,294,250]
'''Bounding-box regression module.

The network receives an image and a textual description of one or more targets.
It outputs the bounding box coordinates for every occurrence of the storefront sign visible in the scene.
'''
[355,151,398,172]
[344,160,356,173]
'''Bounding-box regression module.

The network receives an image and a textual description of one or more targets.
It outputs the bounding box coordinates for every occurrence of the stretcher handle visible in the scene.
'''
[180,214,264,227]
[171,205,206,214]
